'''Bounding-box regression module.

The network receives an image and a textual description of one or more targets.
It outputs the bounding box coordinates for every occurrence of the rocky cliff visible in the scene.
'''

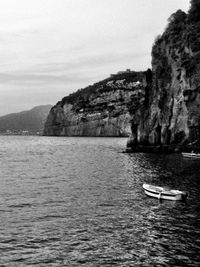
[128,1,200,152]
[44,71,148,136]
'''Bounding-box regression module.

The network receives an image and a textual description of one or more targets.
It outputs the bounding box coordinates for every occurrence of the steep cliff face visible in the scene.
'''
[128,3,200,151]
[44,72,147,136]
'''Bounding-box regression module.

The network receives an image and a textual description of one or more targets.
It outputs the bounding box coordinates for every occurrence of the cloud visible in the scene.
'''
[0,72,90,86]
[0,0,190,115]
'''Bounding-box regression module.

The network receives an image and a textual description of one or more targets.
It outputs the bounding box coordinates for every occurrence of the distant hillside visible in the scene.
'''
[0,105,52,135]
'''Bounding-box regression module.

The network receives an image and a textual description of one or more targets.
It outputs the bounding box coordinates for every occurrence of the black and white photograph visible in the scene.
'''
[0,0,200,266]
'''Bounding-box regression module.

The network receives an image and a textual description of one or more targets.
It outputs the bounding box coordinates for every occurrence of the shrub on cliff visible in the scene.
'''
[188,0,200,21]
[60,72,144,107]
[167,9,186,32]
[163,9,186,45]
[152,0,200,79]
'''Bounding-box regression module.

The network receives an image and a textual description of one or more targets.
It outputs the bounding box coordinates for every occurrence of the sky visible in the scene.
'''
[0,0,190,115]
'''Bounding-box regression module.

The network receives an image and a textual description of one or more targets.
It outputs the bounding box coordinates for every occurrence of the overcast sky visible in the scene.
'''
[0,0,190,115]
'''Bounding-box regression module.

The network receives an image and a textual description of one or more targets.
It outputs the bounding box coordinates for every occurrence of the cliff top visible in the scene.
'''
[60,71,145,107]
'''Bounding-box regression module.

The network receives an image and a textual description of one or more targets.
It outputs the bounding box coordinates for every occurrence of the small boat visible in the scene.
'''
[182,152,200,158]
[142,183,188,201]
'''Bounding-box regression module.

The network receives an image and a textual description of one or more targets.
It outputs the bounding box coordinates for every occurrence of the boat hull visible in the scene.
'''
[143,184,187,201]
[182,152,200,158]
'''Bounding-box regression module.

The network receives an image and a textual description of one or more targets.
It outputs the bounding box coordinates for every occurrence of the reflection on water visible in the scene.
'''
[0,136,200,266]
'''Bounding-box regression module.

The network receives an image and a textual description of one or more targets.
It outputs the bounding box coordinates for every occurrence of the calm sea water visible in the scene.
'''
[0,136,200,267]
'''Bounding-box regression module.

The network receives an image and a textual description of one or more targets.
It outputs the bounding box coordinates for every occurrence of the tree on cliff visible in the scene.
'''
[167,9,187,24]
[166,9,186,35]
[188,0,200,21]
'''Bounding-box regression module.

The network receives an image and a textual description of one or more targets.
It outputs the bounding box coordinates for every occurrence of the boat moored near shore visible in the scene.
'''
[182,152,200,159]
[143,183,188,201]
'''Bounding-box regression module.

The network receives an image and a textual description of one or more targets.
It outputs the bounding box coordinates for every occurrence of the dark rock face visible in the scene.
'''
[128,3,200,152]
[43,71,147,137]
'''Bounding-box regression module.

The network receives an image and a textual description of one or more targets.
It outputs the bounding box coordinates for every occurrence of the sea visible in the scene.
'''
[0,136,200,267]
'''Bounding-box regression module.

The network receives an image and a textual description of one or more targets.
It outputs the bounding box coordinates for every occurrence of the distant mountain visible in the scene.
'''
[0,105,52,135]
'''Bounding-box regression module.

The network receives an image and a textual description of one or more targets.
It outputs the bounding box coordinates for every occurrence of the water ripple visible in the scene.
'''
[0,136,200,266]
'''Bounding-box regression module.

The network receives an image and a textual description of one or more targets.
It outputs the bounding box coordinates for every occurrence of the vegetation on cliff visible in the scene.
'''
[60,71,144,107]
[152,0,200,79]
[44,71,148,137]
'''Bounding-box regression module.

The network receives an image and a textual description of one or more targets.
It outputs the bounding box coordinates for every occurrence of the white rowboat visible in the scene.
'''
[182,152,200,158]
[142,183,188,201]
